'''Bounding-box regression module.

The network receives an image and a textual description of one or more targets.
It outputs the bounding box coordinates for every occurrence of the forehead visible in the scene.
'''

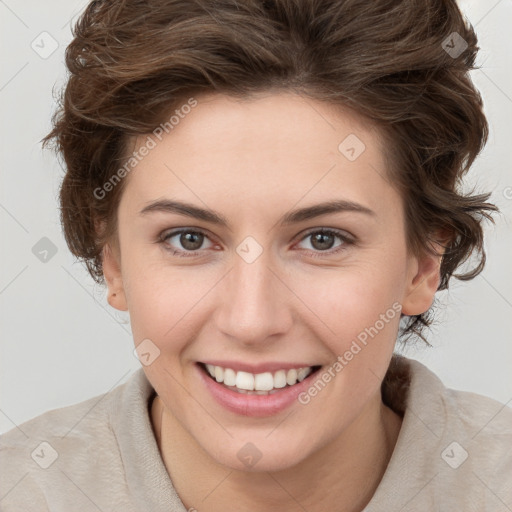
[133,91,380,156]
[119,92,398,222]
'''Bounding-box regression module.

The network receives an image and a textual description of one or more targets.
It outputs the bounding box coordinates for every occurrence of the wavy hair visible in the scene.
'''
[42,0,498,342]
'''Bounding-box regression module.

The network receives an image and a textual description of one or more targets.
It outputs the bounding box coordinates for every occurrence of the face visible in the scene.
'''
[104,92,439,472]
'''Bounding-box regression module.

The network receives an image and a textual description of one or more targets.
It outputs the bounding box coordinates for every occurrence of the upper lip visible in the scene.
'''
[199,360,321,374]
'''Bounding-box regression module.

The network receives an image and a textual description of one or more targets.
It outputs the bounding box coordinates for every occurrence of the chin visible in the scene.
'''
[197,429,319,473]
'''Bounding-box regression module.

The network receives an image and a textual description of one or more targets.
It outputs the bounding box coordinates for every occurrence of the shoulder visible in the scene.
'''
[405,356,512,441]
[0,370,147,511]
[440,378,512,483]
[392,356,512,509]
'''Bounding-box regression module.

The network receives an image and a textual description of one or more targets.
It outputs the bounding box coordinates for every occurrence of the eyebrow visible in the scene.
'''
[139,198,375,228]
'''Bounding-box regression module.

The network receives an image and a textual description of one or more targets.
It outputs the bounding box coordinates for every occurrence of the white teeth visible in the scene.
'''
[286,369,298,386]
[273,370,287,389]
[203,364,316,392]
[254,372,274,391]
[236,371,255,390]
[223,368,236,387]
[297,367,313,382]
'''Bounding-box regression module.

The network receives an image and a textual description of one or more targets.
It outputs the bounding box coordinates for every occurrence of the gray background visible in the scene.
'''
[1,0,511,433]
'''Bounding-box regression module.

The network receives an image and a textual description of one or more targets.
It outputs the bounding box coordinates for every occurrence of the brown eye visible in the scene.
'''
[177,231,204,251]
[309,231,337,251]
[296,228,353,258]
[161,229,213,256]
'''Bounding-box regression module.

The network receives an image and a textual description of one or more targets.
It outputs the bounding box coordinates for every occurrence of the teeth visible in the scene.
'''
[297,367,311,382]
[236,371,254,391]
[273,370,287,389]
[223,368,236,387]
[254,372,274,391]
[203,364,315,392]
[286,369,297,386]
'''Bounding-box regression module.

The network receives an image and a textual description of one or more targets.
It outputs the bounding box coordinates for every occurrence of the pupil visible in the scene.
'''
[312,232,333,250]
[182,232,202,250]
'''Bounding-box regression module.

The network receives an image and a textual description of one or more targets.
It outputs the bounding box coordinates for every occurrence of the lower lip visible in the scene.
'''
[196,363,321,417]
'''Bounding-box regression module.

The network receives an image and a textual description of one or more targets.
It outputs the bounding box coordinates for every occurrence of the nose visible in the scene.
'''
[213,249,293,347]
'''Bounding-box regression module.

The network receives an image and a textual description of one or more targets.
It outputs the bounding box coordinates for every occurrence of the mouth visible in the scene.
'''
[198,362,323,396]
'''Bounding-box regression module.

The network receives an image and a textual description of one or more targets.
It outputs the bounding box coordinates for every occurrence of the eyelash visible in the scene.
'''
[159,227,354,259]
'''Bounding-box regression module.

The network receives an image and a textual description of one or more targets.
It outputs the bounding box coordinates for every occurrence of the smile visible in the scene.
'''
[203,363,321,395]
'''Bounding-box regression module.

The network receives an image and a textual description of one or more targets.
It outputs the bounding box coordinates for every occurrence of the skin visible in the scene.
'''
[103,92,442,512]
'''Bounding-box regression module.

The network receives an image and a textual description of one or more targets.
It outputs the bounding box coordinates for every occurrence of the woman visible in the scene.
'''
[1,0,511,510]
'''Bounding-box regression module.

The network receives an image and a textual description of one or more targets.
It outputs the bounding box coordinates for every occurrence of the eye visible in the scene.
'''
[295,228,353,258]
[159,227,353,259]
[160,228,214,257]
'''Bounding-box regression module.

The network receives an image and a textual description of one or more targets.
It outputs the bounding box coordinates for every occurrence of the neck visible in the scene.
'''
[151,392,402,512]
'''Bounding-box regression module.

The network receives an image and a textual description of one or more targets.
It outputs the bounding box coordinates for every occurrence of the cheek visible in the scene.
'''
[125,270,198,397]
[292,259,406,343]
[121,254,180,341]
[127,279,189,344]
[124,259,218,360]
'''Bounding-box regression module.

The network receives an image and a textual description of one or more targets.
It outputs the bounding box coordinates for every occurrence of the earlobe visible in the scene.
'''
[102,243,128,311]
[401,244,443,316]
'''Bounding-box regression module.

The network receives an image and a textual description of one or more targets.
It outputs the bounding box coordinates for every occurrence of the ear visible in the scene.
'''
[401,240,445,316]
[102,242,128,311]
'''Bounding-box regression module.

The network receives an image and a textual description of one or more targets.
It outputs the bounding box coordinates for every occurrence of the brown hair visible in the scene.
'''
[42,0,498,342]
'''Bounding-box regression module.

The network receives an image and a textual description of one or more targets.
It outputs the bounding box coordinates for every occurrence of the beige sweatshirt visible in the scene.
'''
[1,356,511,511]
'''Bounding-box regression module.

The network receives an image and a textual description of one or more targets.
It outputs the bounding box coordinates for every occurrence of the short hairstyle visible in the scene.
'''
[42,0,498,342]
